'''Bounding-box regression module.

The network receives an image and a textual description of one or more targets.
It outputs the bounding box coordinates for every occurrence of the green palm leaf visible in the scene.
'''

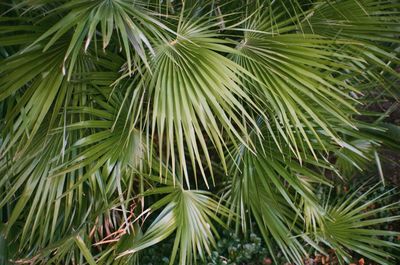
[119,175,229,265]
[315,185,400,264]
[128,15,260,187]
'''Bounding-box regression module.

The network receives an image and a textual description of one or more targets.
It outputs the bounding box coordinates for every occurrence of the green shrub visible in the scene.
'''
[0,1,399,264]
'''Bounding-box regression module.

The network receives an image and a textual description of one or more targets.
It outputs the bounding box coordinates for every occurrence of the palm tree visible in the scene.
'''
[0,0,399,264]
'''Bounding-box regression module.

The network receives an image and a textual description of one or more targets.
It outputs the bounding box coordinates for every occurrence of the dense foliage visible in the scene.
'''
[0,0,400,264]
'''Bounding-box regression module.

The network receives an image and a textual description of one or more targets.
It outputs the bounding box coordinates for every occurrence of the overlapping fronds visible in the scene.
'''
[0,0,399,264]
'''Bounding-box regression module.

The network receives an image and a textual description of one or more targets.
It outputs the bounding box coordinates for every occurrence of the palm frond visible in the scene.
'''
[315,185,400,265]
[127,15,261,187]
[18,0,172,78]
[119,175,229,265]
